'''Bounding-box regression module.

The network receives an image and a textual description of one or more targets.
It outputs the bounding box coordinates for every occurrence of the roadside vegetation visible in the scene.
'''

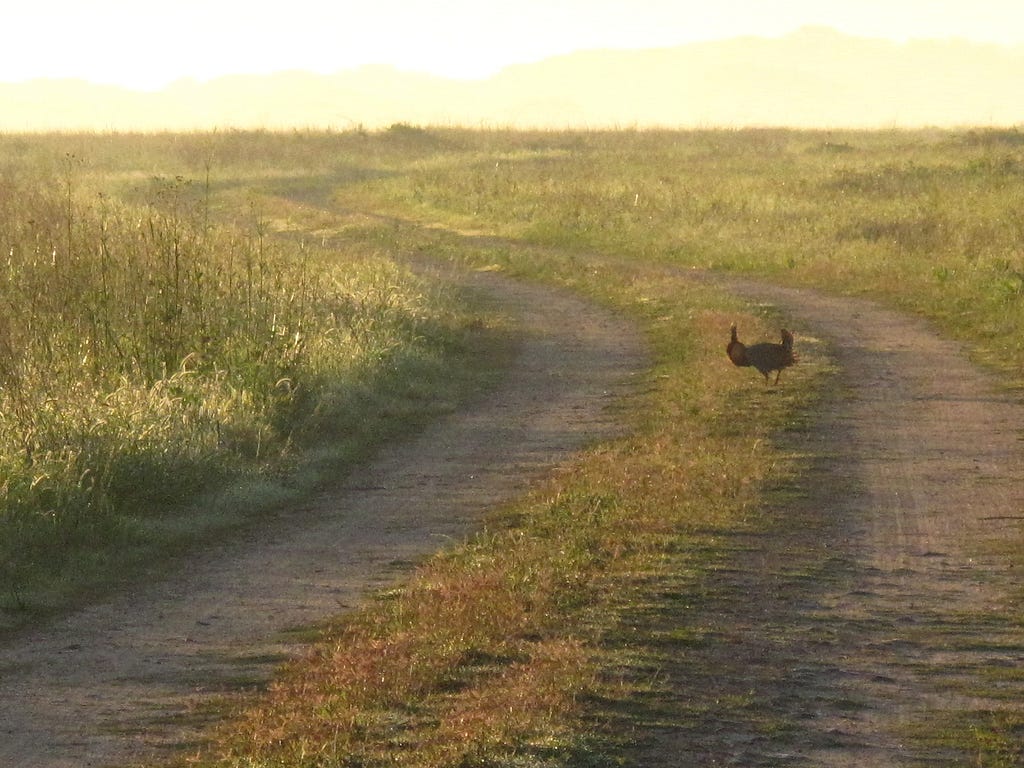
[2,127,1022,764]
[0,132,501,625]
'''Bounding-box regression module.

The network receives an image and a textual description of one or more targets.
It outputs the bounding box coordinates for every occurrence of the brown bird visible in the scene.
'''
[727,324,797,384]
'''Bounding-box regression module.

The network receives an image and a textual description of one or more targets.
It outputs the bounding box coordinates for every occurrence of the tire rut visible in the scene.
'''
[0,265,646,768]
[636,276,1024,766]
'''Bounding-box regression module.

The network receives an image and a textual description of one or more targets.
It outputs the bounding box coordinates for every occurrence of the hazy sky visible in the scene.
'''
[5,0,1024,90]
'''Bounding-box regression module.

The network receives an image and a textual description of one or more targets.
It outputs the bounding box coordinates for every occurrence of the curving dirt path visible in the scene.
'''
[4,254,1024,767]
[0,264,647,767]
[633,276,1024,766]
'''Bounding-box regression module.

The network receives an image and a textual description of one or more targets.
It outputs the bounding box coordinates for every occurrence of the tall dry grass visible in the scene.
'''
[0,136,483,619]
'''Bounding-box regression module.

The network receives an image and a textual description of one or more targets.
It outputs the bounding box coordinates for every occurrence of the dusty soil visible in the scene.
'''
[0,264,647,768]
[629,276,1024,766]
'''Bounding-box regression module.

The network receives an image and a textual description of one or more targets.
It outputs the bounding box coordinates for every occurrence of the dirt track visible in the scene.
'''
[3,260,1024,767]
[0,265,646,767]
[633,277,1024,766]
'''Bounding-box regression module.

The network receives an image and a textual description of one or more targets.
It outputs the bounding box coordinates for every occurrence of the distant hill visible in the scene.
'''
[3,27,1023,131]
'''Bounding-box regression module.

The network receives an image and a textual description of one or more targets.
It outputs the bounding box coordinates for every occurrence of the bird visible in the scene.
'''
[726,324,797,384]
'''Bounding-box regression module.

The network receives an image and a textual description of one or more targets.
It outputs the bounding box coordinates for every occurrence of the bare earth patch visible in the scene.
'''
[0,265,646,768]
[630,276,1024,766]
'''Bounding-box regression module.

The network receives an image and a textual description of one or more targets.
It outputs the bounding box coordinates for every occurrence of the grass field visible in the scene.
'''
[2,127,1023,764]
[349,127,1024,377]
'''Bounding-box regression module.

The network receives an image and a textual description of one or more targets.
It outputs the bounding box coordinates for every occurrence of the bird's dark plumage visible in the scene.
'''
[727,324,797,384]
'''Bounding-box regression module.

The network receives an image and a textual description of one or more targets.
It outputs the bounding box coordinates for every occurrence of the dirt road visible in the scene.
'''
[633,277,1024,766]
[0,265,647,767]
[3,259,1024,767]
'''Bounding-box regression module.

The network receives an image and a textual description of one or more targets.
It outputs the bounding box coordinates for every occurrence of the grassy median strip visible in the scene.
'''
[176,221,824,766]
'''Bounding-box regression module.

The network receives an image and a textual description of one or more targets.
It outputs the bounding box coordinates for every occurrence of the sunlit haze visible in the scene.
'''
[5,0,1024,90]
